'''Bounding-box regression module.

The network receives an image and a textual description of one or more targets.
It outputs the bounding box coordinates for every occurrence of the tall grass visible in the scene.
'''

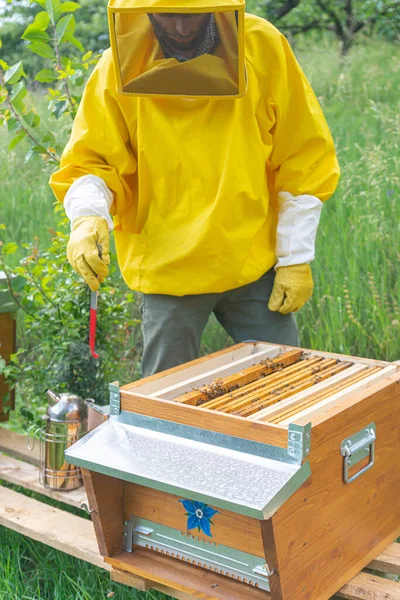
[0,37,399,599]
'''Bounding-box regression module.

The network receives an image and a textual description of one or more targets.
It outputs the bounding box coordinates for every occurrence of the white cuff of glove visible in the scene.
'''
[64,175,114,231]
[275,192,323,269]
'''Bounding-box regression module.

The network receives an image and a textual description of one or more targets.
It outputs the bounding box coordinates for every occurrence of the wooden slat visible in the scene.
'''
[252,364,367,422]
[0,453,86,509]
[278,344,394,368]
[201,356,323,412]
[236,361,349,418]
[171,350,302,406]
[336,571,400,600]
[0,428,40,465]
[154,347,288,402]
[289,366,398,426]
[369,542,400,576]
[274,367,382,425]
[0,485,108,570]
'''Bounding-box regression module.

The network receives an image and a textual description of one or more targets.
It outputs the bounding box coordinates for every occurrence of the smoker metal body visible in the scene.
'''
[65,342,400,600]
[40,390,89,490]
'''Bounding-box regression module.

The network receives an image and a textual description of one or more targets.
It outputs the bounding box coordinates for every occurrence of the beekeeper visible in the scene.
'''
[50,0,340,376]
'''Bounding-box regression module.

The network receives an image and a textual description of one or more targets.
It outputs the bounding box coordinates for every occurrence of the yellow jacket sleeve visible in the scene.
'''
[266,34,340,201]
[49,50,137,218]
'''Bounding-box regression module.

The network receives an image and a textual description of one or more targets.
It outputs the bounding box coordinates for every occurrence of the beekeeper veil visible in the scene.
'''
[108,0,246,97]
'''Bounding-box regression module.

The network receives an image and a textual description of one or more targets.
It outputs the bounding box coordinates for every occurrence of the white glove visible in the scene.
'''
[275,192,323,268]
[64,175,114,231]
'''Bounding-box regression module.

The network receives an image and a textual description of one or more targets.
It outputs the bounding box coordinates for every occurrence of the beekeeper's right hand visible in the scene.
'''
[67,216,110,292]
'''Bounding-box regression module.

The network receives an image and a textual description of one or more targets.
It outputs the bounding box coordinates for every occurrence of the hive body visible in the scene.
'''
[66,342,400,599]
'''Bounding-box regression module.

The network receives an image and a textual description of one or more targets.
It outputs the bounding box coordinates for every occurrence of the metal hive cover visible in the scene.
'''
[65,419,310,519]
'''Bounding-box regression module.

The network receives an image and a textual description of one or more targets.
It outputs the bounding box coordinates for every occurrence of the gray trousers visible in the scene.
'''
[140,269,300,377]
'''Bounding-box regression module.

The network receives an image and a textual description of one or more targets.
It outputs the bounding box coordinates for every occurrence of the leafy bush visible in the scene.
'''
[0,212,141,427]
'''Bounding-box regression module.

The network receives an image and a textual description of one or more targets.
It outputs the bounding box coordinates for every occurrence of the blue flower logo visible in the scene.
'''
[179,499,219,537]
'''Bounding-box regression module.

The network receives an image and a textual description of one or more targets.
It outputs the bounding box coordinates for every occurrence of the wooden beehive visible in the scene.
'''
[0,271,17,422]
[66,342,400,600]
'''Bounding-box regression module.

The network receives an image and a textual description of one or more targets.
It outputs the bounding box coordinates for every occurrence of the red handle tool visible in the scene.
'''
[89,244,102,359]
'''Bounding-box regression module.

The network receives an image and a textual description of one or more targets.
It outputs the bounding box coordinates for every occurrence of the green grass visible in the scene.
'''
[1,37,400,598]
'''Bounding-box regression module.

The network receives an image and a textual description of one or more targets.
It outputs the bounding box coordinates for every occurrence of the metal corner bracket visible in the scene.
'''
[287,422,311,463]
[109,381,121,416]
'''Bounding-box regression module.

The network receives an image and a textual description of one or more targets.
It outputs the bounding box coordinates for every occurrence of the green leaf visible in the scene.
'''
[45,0,62,25]
[41,131,56,146]
[82,50,92,62]
[35,68,59,83]
[12,97,26,114]
[66,35,83,52]
[2,242,18,255]
[8,131,26,151]
[10,82,27,104]
[23,111,40,128]
[0,39,2,50]
[28,42,55,59]
[22,27,50,43]
[7,117,20,133]
[0,59,9,71]
[52,99,69,119]
[34,11,51,29]
[60,1,80,13]
[3,62,26,85]
[0,224,6,230]
[56,14,75,43]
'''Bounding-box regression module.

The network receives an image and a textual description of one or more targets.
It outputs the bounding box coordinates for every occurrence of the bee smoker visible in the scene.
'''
[39,389,90,490]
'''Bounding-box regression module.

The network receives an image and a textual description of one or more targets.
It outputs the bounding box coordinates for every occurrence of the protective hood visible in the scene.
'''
[108,0,246,97]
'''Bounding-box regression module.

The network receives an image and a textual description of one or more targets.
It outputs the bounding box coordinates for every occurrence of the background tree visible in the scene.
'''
[248,0,400,54]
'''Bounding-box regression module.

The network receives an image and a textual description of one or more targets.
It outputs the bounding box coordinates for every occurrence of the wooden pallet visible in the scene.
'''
[0,428,399,600]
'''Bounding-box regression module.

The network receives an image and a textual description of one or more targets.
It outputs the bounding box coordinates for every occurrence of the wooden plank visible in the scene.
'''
[285,366,397,426]
[120,391,288,447]
[0,428,40,465]
[279,344,394,368]
[202,356,323,412]
[270,376,400,600]
[153,347,285,401]
[171,349,301,406]
[336,571,400,600]
[0,453,87,509]
[111,568,203,600]
[106,549,271,600]
[368,542,400,576]
[235,360,348,418]
[276,367,382,425]
[81,469,124,557]
[123,482,265,557]
[0,485,109,570]
[110,567,151,591]
[252,364,367,422]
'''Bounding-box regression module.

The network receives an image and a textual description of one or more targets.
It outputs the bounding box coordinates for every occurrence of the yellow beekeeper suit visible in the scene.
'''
[49,3,340,297]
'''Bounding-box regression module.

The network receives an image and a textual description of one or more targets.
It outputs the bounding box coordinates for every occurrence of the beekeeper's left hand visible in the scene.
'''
[268,264,314,315]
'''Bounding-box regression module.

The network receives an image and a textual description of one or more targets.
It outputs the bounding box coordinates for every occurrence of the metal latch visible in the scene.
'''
[341,423,376,484]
